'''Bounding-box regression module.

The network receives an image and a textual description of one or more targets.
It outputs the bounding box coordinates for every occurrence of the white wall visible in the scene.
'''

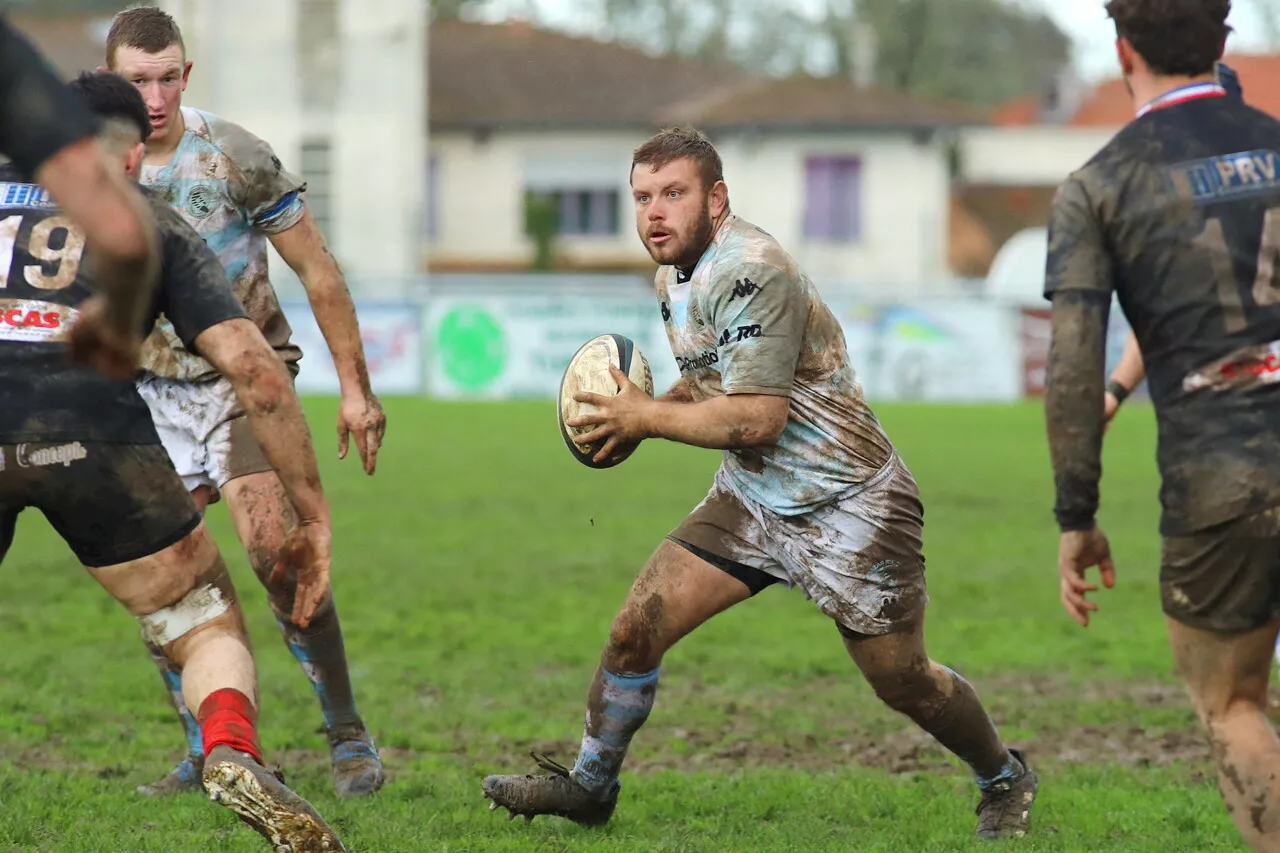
[715,133,951,290]
[959,126,1120,186]
[157,0,425,282]
[428,128,954,293]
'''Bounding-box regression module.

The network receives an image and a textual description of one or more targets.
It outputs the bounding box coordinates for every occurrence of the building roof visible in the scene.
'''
[428,19,744,130]
[657,74,981,132]
[429,20,984,133]
[995,53,1280,127]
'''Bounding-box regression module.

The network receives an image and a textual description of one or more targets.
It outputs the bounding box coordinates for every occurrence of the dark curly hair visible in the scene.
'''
[1106,0,1232,77]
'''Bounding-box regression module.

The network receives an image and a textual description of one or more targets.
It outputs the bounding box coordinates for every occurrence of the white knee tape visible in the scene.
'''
[138,584,231,647]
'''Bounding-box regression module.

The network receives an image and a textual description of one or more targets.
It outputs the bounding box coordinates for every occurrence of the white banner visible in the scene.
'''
[829,300,1023,402]
[281,302,423,394]
[423,295,680,399]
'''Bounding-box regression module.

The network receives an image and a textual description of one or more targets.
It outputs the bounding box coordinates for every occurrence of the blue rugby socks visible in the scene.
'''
[276,600,365,736]
[572,666,660,796]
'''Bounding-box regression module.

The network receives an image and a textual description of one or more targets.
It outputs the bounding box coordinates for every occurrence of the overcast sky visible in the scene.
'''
[473,0,1279,83]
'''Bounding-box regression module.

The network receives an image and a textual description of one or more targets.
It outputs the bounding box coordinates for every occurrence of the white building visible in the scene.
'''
[426,20,981,296]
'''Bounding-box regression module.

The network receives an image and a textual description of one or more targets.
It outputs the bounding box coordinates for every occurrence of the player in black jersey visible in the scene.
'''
[0,71,346,852]
[0,15,159,377]
[1043,2,1280,848]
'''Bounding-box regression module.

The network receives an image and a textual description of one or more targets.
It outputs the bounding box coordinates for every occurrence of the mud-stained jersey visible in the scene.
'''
[656,214,893,514]
[0,164,247,443]
[1045,94,1280,535]
[138,106,305,381]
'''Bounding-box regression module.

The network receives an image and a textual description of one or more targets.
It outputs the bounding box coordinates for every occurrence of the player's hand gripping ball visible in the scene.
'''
[558,334,654,468]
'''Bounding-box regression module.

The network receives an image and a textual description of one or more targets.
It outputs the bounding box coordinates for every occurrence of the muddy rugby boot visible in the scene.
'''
[137,755,204,796]
[203,745,347,852]
[482,752,619,826]
[975,749,1038,840]
[328,723,385,798]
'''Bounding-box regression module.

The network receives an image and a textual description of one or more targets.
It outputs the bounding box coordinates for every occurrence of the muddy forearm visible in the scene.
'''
[1045,291,1110,531]
[657,378,693,403]
[234,355,330,524]
[37,140,159,331]
[643,394,786,450]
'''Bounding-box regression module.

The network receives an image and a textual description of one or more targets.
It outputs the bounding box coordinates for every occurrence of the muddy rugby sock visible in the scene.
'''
[276,602,365,735]
[572,666,660,796]
[146,643,205,763]
[199,688,263,763]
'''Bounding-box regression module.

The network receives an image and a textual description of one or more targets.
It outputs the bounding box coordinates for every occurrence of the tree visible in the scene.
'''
[428,0,492,22]
[583,0,1072,108]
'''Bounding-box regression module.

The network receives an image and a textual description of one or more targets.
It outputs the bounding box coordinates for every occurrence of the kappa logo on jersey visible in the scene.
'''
[676,349,720,372]
[729,277,763,301]
[0,299,77,342]
[718,324,762,346]
[16,441,87,468]
[1166,149,1280,204]
[0,183,58,211]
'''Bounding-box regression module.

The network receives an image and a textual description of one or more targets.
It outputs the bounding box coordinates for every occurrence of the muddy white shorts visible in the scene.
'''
[135,375,271,494]
[669,451,929,637]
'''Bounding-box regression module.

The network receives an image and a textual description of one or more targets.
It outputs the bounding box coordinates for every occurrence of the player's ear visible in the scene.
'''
[124,142,145,178]
[708,180,729,217]
[181,60,193,90]
[1114,37,1136,77]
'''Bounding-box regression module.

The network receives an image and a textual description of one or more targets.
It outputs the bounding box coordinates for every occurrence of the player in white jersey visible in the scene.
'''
[481,127,1039,841]
[105,7,386,799]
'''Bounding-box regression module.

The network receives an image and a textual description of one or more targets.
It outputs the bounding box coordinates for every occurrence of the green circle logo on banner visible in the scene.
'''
[435,304,507,390]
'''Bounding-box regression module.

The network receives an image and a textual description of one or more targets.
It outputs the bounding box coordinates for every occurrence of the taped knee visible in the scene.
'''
[138,584,234,648]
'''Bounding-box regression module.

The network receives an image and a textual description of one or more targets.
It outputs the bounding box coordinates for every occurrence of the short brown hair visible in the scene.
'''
[1105,0,1231,77]
[106,5,185,67]
[631,127,724,193]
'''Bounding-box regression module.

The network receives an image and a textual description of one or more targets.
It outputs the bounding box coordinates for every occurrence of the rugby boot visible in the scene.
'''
[482,752,619,826]
[975,749,1039,840]
[137,755,204,796]
[328,722,385,798]
[203,744,346,853]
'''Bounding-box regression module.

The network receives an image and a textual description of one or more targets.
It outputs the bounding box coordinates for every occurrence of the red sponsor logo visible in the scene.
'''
[1221,353,1280,379]
[0,309,61,330]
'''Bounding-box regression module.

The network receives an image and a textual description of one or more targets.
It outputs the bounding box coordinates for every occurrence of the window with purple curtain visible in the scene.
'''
[803,156,862,242]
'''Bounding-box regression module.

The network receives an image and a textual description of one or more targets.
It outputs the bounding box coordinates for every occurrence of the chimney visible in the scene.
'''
[849,21,876,89]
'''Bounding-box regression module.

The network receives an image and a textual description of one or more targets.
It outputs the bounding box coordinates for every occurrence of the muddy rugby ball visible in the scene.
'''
[558,334,654,469]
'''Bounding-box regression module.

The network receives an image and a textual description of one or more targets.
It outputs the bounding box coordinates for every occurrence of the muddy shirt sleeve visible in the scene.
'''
[222,125,308,235]
[151,197,249,346]
[1043,174,1114,531]
[705,262,807,396]
[0,17,100,180]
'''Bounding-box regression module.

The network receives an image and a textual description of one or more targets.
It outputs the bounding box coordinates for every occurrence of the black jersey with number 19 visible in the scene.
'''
[1045,93,1280,535]
[0,163,248,444]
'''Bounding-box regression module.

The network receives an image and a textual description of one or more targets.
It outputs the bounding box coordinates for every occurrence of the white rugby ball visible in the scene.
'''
[558,334,654,469]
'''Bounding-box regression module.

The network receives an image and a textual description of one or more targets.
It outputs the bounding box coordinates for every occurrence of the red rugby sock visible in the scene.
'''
[198,688,263,763]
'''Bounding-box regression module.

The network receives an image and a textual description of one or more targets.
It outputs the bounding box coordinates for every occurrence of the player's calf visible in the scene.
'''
[842,624,1037,839]
[226,471,384,798]
[483,541,750,825]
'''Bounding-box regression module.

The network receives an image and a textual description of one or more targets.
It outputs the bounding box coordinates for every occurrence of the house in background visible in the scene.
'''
[953,54,1280,295]
[426,20,981,295]
[15,11,983,294]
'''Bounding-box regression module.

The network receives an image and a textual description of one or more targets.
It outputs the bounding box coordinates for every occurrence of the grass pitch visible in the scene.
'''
[0,397,1251,851]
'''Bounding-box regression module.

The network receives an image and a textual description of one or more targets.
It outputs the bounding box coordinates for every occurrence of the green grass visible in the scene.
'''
[0,398,1252,851]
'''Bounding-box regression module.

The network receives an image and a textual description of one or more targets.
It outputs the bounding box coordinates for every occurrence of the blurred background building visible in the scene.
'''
[6,0,1280,400]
